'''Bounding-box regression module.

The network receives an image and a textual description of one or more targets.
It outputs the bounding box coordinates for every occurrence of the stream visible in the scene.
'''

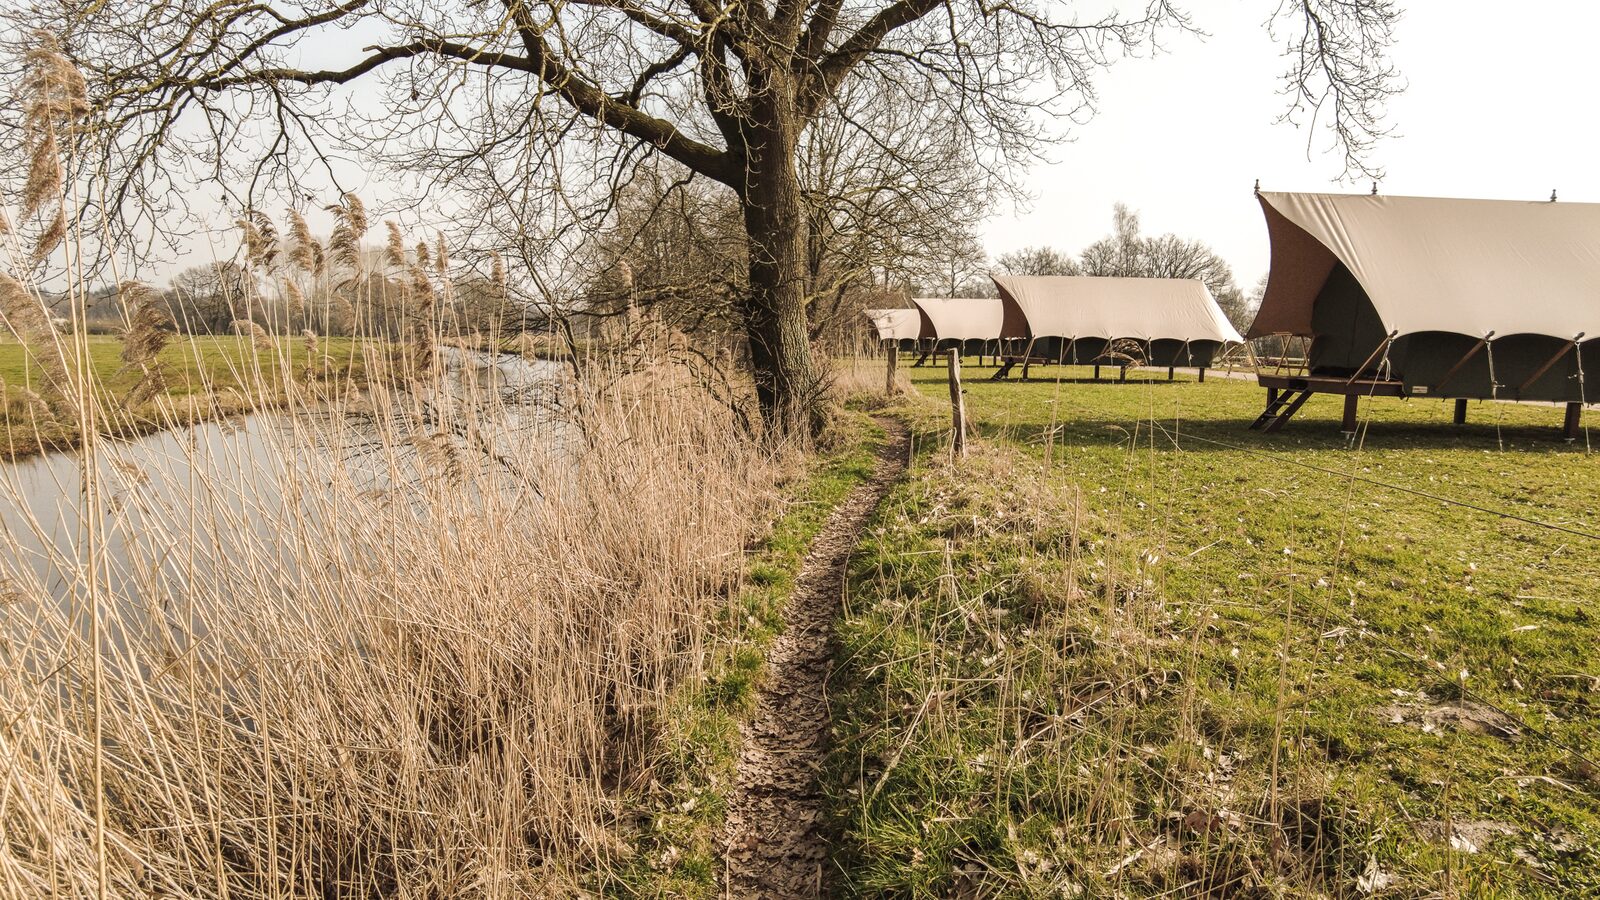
[0,348,564,659]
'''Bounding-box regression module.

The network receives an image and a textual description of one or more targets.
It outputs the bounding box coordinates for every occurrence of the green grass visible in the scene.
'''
[825,363,1600,898]
[0,334,368,458]
[596,409,884,897]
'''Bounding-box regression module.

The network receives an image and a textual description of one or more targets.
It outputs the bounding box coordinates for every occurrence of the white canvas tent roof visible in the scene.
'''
[909,297,1012,341]
[864,308,921,341]
[991,276,1243,343]
[1251,191,1600,340]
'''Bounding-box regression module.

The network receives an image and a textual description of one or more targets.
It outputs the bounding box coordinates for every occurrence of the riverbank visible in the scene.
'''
[0,347,820,896]
[0,334,370,461]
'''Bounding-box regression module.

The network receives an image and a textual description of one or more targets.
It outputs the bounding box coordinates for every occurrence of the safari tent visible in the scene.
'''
[909,297,1017,359]
[1247,190,1600,437]
[863,308,921,351]
[989,275,1243,378]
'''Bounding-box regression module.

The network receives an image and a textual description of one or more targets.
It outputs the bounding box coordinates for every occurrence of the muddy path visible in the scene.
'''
[722,417,911,897]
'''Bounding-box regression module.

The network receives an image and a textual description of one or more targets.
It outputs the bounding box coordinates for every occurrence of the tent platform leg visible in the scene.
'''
[1564,402,1582,441]
[1341,395,1360,435]
[1453,398,1468,425]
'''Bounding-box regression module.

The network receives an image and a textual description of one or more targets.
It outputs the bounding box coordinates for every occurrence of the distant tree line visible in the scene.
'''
[60,253,530,341]
[572,191,1262,359]
[992,204,1256,329]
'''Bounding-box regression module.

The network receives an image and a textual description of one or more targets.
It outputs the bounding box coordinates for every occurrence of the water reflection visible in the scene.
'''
[0,349,563,664]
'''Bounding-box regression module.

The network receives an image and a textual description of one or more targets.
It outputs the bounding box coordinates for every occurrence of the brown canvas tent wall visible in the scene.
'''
[990,275,1243,368]
[1252,191,1600,405]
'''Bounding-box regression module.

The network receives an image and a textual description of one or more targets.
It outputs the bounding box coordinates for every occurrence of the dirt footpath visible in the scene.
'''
[722,418,910,897]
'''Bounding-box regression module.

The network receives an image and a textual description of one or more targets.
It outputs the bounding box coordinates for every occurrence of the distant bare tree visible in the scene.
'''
[916,230,992,298]
[1078,203,1149,278]
[800,73,994,336]
[5,0,1399,432]
[169,262,252,334]
[1078,202,1242,319]
[583,169,748,343]
[995,246,1082,277]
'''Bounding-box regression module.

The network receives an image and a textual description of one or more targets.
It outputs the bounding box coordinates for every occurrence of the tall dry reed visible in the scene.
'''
[0,322,793,898]
[0,38,799,894]
[0,56,790,895]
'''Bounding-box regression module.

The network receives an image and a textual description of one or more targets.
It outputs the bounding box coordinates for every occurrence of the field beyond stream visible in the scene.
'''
[0,334,368,460]
[823,362,1600,898]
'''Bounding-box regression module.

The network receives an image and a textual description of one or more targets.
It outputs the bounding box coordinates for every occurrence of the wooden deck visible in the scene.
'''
[1250,374,1403,434]
[1255,373,1406,397]
[1252,373,1584,440]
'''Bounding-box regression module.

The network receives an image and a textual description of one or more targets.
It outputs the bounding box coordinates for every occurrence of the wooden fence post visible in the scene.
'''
[885,344,898,395]
[947,348,966,458]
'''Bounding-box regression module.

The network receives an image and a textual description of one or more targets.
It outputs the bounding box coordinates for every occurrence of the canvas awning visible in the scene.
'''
[990,276,1243,344]
[1251,191,1600,340]
[909,297,1014,341]
[864,308,920,341]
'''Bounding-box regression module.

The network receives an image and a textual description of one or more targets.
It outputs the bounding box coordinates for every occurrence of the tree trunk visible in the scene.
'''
[738,107,823,435]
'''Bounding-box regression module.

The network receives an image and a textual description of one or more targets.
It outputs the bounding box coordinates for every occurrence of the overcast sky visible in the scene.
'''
[987,0,1600,291]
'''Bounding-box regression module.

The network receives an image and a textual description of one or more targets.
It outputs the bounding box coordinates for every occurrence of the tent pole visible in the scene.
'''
[1433,334,1493,394]
[1564,402,1582,442]
[1517,337,1582,395]
[885,343,898,395]
[1344,332,1398,386]
[1453,398,1467,425]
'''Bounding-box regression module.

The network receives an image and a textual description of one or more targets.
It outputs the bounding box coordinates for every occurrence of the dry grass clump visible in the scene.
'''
[0,337,795,895]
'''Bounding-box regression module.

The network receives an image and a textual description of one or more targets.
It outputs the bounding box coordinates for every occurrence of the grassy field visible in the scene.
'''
[826,363,1600,897]
[0,334,367,458]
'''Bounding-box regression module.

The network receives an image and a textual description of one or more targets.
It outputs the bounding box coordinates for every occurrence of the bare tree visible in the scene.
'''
[914,229,991,298]
[1077,203,1148,278]
[1274,0,1402,178]
[995,246,1081,277]
[6,0,1398,432]
[799,72,994,336]
[1077,202,1249,325]
[169,262,252,334]
[582,168,748,343]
